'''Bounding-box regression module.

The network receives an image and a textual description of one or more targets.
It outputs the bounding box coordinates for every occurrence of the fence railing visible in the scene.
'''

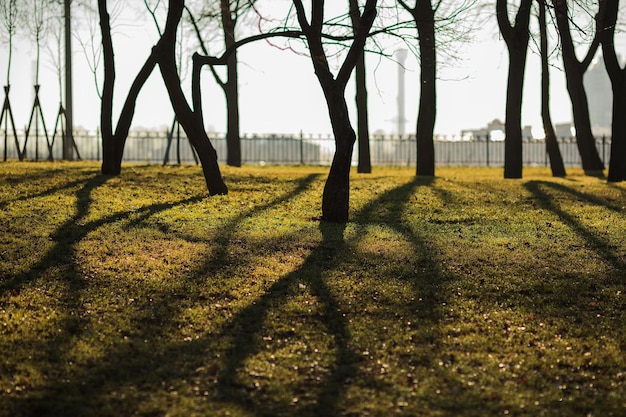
[1,129,613,168]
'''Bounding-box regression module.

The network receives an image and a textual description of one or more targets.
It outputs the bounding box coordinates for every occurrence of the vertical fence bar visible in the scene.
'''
[486,134,490,167]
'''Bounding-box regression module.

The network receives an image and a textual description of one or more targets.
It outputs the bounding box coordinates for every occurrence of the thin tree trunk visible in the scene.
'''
[221,0,241,167]
[350,0,371,174]
[415,0,436,177]
[539,0,566,177]
[355,47,371,174]
[600,0,626,182]
[607,84,626,181]
[98,0,116,174]
[99,0,158,176]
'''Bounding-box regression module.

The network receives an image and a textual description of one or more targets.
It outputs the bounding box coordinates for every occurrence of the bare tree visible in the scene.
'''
[497,0,532,179]
[23,0,52,160]
[599,0,626,182]
[184,0,258,168]
[538,0,566,177]
[98,0,160,175]
[289,0,378,222]
[157,0,228,195]
[552,0,604,173]
[0,0,20,161]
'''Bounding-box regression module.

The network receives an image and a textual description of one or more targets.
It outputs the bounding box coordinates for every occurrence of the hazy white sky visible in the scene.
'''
[0,2,586,139]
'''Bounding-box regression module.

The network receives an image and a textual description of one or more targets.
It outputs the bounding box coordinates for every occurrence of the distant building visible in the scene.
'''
[461,118,534,141]
[584,56,613,136]
[555,122,575,139]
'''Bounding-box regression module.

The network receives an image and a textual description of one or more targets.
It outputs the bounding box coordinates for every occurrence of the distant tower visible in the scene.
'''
[396,49,408,136]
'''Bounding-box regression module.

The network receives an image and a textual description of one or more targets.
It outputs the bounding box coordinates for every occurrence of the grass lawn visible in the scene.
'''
[1,161,625,417]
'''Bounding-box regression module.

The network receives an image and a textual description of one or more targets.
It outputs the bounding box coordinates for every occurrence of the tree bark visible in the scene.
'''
[350,0,371,174]
[293,0,377,222]
[415,0,436,177]
[600,0,626,182]
[157,0,228,195]
[221,0,242,167]
[99,0,159,176]
[538,0,566,177]
[98,0,115,174]
[322,91,358,222]
[553,0,604,173]
[497,0,532,179]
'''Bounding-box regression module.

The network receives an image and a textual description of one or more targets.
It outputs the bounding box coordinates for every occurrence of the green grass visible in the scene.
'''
[1,161,625,417]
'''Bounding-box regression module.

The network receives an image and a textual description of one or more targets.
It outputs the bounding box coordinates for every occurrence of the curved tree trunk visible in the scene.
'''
[553,0,604,173]
[99,0,158,176]
[157,0,227,195]
[322,91,357,222]
[539,0,566,177]
[415,0,436,177]
[293,0,377,223]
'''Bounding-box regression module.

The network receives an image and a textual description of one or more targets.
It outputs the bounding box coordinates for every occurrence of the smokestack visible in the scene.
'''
[396,49,408,136]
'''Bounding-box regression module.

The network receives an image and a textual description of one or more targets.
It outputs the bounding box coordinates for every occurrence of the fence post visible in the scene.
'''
[602,135,606,166]
[300,130,304,165]
[486,134,490,167]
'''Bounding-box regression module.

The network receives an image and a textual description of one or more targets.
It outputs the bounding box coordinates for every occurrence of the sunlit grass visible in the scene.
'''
[1,161,625,416]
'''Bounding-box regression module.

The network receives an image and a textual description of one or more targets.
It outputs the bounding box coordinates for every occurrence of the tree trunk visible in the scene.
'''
[497,0,531,179]
[322,93,357,222]
[221,0,242,167]
[539,0,566,177]
[225,59,241,167]
[504,48,525,179]
[158,0,227,195]
[99,0,159,176]
[293,0,377,222]
[564,67,605,173]
[98,0,116,174]
[355,50,371,174]
[553,0,604,173]
[600,0,626,182]
[349,0,371,174]
[607,83,626,181]
[415,0,436,177]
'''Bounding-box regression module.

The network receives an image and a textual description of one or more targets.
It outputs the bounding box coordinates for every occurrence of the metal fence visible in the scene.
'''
[1,129,613,168]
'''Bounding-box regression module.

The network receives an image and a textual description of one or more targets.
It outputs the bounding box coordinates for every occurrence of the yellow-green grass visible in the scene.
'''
[1,161,624,416]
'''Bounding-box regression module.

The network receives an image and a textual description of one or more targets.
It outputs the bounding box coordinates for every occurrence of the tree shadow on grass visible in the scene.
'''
[524,180,625,273]
[2,172,323,417]
[210,176,489,416]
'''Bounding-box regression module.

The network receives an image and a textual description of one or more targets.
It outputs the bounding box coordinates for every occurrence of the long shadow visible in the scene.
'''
[525,180,625,272]
[0,179,205,296]
[0,178,95,210]
[211,176,475,415]
[4,172,323,417]
[214,220,354,416]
